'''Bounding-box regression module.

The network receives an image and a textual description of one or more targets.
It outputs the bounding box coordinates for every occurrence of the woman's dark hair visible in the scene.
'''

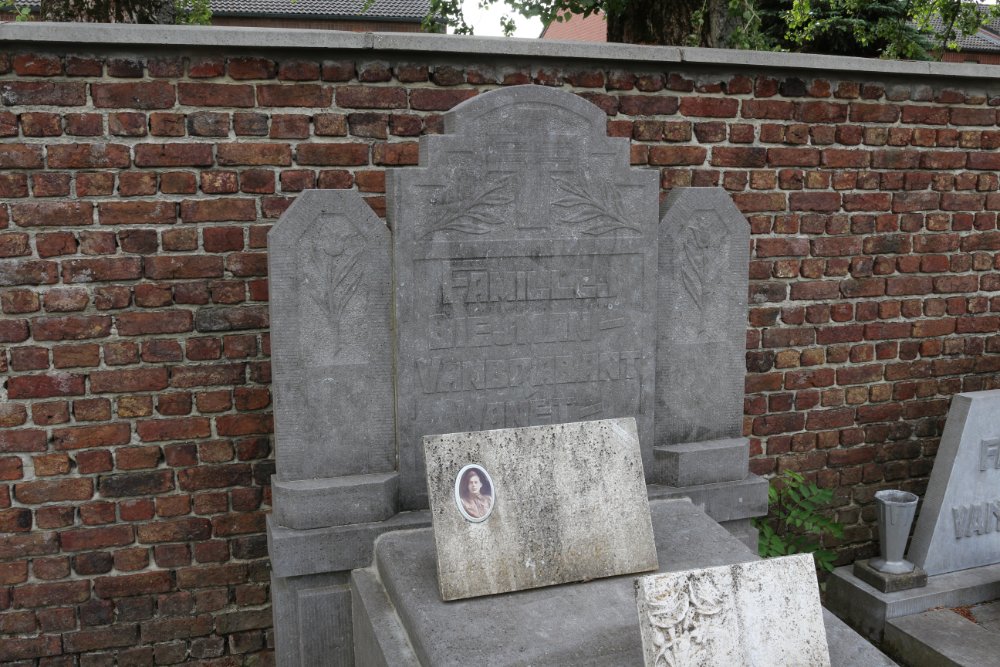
[459,467,491,501]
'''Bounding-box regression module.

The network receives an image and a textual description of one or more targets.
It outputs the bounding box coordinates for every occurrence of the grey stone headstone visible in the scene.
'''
[635,553,831,667]
[656,188,750,448]
[392,85,660,509]
[268,190,396,527]
[909,390,1000,575]
[424,418,657,601]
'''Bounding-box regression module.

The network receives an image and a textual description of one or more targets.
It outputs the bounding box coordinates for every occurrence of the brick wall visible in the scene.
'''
[2,26,1000,664]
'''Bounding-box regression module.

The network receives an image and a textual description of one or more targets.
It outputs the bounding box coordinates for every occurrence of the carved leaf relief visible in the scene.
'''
[421,175,514,239]
[551,175,641,236]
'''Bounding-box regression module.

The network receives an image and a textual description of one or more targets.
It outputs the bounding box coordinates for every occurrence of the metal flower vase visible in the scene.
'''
[870,489,919,574]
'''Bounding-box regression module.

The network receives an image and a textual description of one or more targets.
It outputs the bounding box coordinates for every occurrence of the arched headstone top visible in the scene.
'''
[442,84,611,136]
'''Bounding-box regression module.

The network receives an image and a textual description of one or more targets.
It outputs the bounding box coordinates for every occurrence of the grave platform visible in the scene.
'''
[826,560,1000,643]
[352,498,896,666]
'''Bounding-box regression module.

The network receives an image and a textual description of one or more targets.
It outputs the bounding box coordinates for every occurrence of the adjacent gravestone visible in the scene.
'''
[424,417,657,600]
[656,188,750,452]
[268,190,396,530]
[635,553,831,667]
[391,85,660,509]
[909,390,1000,575]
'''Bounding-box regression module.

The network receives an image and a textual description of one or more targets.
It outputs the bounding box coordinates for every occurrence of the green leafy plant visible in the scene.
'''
[1,0,32,21]
[175,0,212,24]
[754,470,845,573]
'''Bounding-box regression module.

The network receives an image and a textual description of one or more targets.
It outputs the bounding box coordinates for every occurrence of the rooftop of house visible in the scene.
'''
[210,0,429,21]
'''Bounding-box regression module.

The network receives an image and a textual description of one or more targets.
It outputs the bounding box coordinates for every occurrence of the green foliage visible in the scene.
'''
[754,470,845,573]
[0,0,33,21]
[175,0,212,24]
[424,0,1000,61]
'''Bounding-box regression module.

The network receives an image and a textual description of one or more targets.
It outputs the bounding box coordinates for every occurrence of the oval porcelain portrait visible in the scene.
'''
[454,464,495,523]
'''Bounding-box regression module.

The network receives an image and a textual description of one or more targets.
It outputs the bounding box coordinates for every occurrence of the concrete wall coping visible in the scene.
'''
[3,22,1000,83]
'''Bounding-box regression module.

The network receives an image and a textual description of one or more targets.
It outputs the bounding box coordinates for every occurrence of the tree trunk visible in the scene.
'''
[606,0,737,47]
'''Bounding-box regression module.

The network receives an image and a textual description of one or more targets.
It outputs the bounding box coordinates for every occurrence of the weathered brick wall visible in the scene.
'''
[1,26,1000,664]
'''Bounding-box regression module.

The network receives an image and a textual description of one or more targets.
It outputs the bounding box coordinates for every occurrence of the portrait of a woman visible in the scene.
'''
[455,465,494,522]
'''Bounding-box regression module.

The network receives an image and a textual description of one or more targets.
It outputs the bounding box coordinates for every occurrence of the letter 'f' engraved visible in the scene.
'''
[980,438,1000,471]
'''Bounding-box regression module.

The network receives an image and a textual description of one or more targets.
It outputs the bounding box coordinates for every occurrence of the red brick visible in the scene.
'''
[648,146,708,166]
[137,517,212,543]
[20,112,62,136]
[15,478,93,504]
[177,82,254,107]
[13,53,62,76]
[10,201,93,226]
[257,83,332,107]
[336,86,408,109]
[116,310,193,336]
[137,417,211,442]
[63,625,139,652]
[98,470,173,497]
[98,201,175,225]
[296,142,369,166]
[52,423,131,450]
[134,143,214,167]
[216,143,292,166]
[94,571,173,598]
[13,580,90,608]
[145,255,224,279]
[228,57,276,79]
[617,95,678,116]
[90,368,169,393]
[62,257,143,283]
[216,413,273,436]
[0,259,58,286]
[179,198,258,223]
[178,464,252,491]
[0,232,31,257]
[0,507,32,532]
[31,314,112,340]
[92,81,175,109]
[1,81,87,106]
[7,373,85,399]
[59,525,134,551]
[46,144,128,171]
[410,88,477,111]
[0,457,23,481]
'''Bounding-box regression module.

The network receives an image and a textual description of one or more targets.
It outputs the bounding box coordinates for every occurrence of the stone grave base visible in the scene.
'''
[352,498,896,666]
[826,560,1000,651]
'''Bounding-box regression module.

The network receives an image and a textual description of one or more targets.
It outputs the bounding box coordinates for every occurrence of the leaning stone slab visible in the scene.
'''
[424,417,657,601]
[392,84,660,509]
[656,187,749,449]
[268,190,396,526]
[909,390,1000,575]
[635,553,831,667]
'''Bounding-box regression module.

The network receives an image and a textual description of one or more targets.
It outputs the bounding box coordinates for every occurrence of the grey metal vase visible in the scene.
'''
[870,489,919,574]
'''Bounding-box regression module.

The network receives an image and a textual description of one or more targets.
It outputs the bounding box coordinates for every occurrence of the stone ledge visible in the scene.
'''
[3,22,1000,81]
[267,510,431,578]
[647,474,768,523]
[271,472,399,530]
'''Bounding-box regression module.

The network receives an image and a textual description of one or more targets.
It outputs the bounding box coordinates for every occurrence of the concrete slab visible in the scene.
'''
[853,558,928,593]
[271,472,399,530]
[884,609,996,667]
[648,474,769,523]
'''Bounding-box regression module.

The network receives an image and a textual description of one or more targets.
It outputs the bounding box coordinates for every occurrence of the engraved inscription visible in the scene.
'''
[953,500,1000,539]
[393,85,659,508]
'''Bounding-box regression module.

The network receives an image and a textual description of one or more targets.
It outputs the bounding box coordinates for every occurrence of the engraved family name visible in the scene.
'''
[910,390,1000,575]
[392,86,659,508]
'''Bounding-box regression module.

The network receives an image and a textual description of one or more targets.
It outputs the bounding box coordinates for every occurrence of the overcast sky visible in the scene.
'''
[459,0,544,38]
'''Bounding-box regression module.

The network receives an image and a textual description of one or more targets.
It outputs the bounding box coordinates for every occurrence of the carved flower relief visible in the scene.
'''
[301,217,369,360]
[645,577,726,667]
[679,211,727,331]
